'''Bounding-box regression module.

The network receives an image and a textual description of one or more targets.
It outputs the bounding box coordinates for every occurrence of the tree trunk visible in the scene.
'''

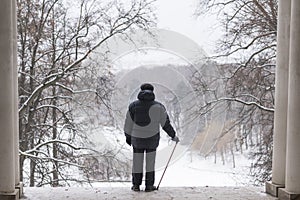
[29,131,35,187]
[51,8,59,186]
[29,159,35,187]
[52,87,59,187]
[240,139,243,154]
[214,150,217,164]
[245,135,248,150]
[221,147,225,165]
[230,143,235,168]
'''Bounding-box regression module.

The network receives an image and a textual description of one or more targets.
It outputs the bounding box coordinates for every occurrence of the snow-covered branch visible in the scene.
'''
[207,97,274,113]
[216,32,276,58]
[55,83,96,94]
[20,150,84,168]
[24,139,87,154]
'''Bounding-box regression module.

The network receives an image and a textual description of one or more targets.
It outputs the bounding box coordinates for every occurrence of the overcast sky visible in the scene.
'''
[112,0,223,71]
[155,0,222,55]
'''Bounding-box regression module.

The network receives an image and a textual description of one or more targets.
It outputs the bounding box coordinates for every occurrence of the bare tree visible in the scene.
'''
[17,0,155,186]
[196,0,277,64]
[194,0,277,184]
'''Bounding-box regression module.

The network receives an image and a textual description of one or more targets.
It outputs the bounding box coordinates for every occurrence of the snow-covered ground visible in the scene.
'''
[89,126,254,188]
[23,186,275,200]
[154,152,253,187]
[89,151,253,188]
[87,126,255,188]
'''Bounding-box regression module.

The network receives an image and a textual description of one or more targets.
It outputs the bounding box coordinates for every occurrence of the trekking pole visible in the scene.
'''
[156,140,178,190]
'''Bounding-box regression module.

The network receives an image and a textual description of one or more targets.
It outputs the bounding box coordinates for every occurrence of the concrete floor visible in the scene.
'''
[22,186,277,200]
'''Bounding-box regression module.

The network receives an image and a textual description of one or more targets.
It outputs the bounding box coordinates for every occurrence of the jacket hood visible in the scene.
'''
[137,90,155,101]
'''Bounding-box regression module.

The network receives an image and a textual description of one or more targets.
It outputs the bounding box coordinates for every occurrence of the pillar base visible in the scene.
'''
[278,188,300,200]
[15,182,23,198]
[0,189,20,200]
[266,181,285,197]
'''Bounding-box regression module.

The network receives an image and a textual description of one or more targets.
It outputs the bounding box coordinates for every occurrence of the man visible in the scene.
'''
[124,83,179,192]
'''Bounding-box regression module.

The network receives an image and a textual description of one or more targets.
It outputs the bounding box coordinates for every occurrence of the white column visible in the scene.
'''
[0,0,16,193]
[12,0,20,187]
[285,0,300,193]
[271,0,291,186]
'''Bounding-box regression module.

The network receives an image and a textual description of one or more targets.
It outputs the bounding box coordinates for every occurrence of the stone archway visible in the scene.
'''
[1,0,300,200]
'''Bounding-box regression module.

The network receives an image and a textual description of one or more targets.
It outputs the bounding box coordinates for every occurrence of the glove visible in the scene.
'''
[171,136,179,143]
[126,136,131,146]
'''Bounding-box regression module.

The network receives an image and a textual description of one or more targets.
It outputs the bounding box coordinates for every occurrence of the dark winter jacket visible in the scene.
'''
[124,90,176,149]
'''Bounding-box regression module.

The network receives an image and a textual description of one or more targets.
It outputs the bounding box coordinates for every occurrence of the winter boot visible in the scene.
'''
[145,185,157,192]
[131,185,140,192]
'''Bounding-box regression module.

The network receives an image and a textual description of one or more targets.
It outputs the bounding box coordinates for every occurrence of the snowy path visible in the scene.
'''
[23,187,276,200]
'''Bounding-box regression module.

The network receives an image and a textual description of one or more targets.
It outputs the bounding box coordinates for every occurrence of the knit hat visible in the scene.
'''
[140,83,154,91]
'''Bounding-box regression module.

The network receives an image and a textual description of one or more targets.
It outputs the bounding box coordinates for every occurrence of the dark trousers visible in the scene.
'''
[132,148,156,186]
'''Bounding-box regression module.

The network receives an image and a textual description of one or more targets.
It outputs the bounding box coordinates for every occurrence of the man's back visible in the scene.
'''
[124,86,175,149]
